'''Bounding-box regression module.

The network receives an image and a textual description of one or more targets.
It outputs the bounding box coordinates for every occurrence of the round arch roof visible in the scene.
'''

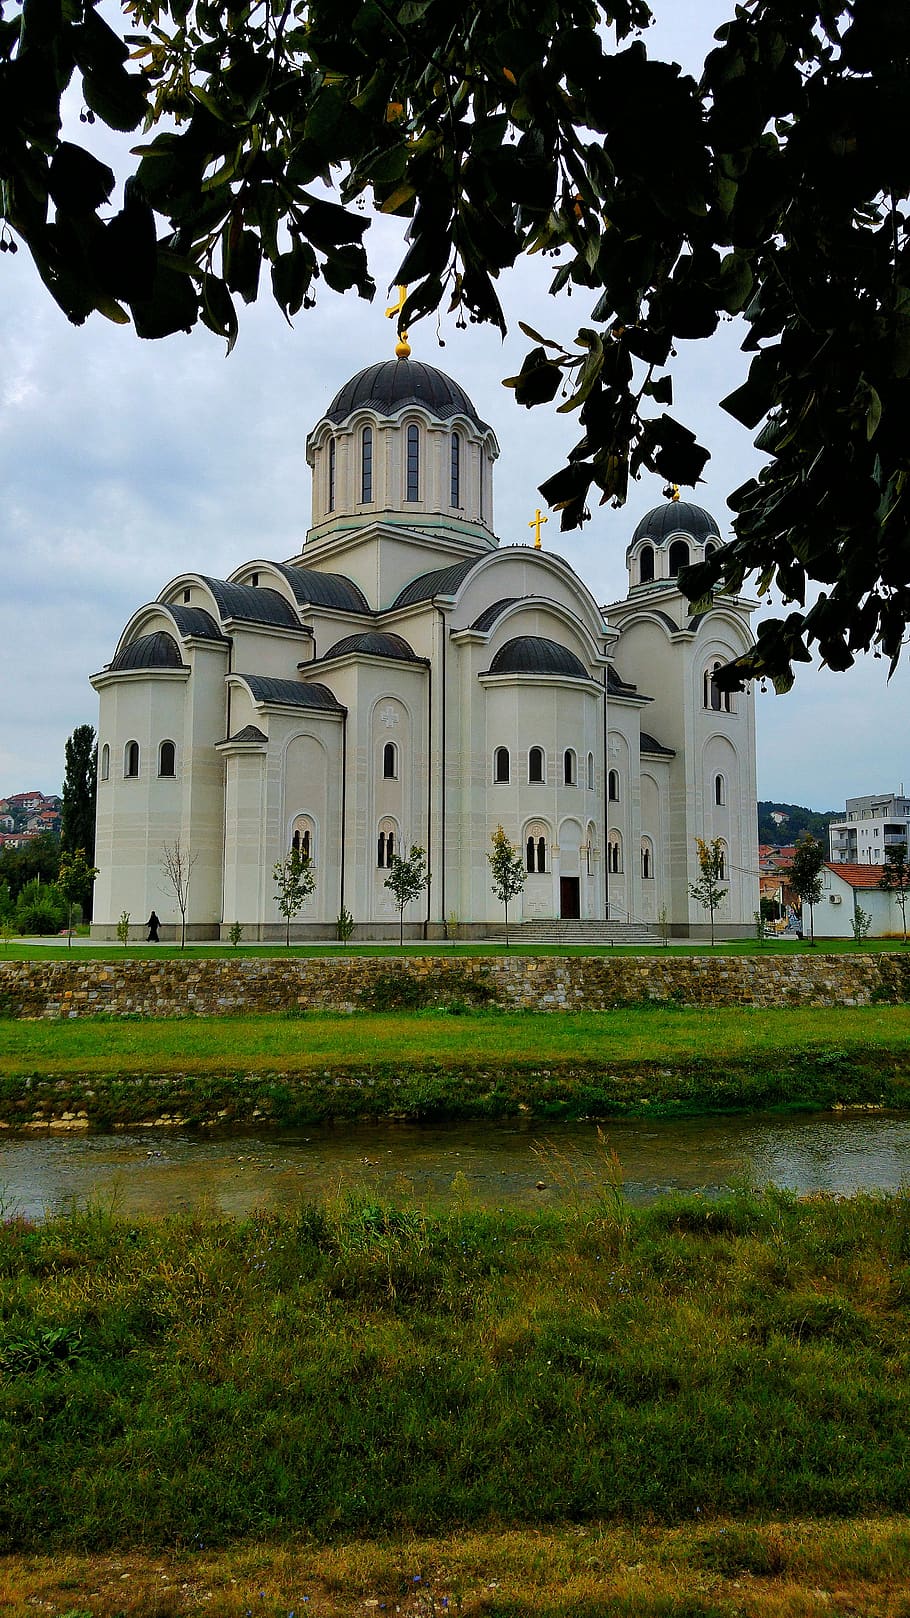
[324,359,487,429]
[322,631,422,664]
[631,501,721,547]
[489,636,592,681]
[110,631,185,672]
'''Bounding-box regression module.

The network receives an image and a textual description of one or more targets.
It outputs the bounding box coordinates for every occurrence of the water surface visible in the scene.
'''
[2,1112,908,1221]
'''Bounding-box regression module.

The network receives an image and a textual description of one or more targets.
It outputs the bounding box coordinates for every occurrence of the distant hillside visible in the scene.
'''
[757,801,839,847]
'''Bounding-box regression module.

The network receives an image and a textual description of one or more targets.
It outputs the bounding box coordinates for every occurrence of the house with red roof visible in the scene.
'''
[819,862,905,938]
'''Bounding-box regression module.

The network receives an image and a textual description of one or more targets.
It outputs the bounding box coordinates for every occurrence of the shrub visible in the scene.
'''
[15,880,67,936]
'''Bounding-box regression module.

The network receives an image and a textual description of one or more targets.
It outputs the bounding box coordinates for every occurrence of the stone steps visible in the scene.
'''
[487,920,664,946]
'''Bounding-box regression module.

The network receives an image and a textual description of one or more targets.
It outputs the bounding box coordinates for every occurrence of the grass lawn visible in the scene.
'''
[2,935,908,959]
[1,1190,910,1613]
[0,1002,908,1077]
[4,1518,910,1616]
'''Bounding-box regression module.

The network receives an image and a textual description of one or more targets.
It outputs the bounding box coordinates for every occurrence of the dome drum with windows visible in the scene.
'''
[89,350,759,942]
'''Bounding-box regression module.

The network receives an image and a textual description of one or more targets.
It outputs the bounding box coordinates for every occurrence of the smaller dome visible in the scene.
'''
[489,636,591,681]
[322,631,422,663]
[630,501,721,547]
[110,631,184,672]
[324,359,487,429]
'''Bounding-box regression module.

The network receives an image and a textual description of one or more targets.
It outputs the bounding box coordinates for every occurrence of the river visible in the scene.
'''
[1,1111,908,1221]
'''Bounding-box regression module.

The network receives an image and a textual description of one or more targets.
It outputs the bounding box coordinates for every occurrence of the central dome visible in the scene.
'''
[324,358,487,428]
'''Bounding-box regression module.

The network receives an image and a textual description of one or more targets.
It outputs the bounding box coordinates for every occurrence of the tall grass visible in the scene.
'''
[2,1188,909,1551]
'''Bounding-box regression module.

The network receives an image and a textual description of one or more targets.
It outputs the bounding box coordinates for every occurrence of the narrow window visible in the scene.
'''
[494,747,510,784]
[639,545,654,584]
[718,845,727,881]
[183,587,191,604]
[537,836,547,873]
[328,437,336,512]
[714,773,725,806]
[587,752,595,791]
[386,831,394,865]
[668,539,689,577]
[158,740,176,778]
[294,829,301,855]
[406,424,419,501]
[377,831,386,868]
[705,661,732,713]
[529,746,545,783]
[124,741,140,779]
[526,836,536,873]
[101,744,110,782]
[361,426,373,503]
[250,572,259,587]
[608,834,621,873]
[301,828,310,860]
[450,432,461,507]
[641,840,652,879]
[608,768,619,802]
[383,741,397,779]
[564,749,575,786]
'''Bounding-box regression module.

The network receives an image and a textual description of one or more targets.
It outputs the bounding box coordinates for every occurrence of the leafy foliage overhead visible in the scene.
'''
[2,0,910,688]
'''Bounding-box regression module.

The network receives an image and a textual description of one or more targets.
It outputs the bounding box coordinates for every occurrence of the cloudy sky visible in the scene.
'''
[1,0,906,811]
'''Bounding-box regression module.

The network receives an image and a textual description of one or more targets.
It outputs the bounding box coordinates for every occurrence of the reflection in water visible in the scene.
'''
[1,1113,909,1222]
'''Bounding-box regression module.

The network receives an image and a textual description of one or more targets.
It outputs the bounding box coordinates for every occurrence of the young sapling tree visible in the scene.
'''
[161,840,198,950]
[789,833,825,947]
[879,843,910,944]
[487,825,525,947]
[688,837,728,947]
[384,845,428,946]
[273,847,315,946]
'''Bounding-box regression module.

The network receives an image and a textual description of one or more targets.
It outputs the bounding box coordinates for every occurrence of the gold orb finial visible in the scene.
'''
[385,284,411,359]
[671,484,681,502]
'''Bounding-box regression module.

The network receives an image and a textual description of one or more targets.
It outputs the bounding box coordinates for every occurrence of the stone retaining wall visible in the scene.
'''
[1,952,909,1018]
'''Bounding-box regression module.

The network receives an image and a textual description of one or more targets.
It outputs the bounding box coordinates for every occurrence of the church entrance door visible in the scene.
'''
[560,877,580,919]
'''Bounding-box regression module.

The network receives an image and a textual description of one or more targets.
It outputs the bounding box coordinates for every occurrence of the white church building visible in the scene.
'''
[90,350,759,939]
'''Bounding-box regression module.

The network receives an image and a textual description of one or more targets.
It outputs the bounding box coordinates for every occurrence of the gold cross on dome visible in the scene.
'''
[385,284,411,359]
[529,507,548,548]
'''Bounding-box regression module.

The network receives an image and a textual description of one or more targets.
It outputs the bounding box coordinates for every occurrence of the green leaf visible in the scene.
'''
[48,143,115,214]
[82,65,148,133]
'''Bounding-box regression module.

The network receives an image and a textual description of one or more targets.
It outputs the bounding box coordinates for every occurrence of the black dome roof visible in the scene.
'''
[489,636,591,681]
[110,631,185,672]
[324,359,486,428]
[631,501,721,546]
[322,631,422,664]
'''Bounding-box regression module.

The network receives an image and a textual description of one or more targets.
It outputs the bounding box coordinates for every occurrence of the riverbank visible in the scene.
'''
[2,1191,909,1559]
[1,1005,909,1127]
[5,1517,910,1616]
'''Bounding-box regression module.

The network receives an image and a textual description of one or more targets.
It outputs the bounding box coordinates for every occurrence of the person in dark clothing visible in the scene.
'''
[147,911,160,943]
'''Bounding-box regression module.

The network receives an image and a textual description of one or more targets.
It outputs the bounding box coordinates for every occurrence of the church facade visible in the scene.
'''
[90,355,759,939]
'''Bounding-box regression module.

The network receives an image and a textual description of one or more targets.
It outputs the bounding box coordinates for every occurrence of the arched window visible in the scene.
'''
[608,768,620,802]
[361,426,373,503]
[608,832,622,874]
[450,432,461,508]
[705,541,718,558]
[717,843,727,881]
[641,838,653,880]
[526,823,548,873]
[406,424,420,501]
[158,740,176,778]
[714,772,726,806]
[668,539,689,577]
[124,740,140,779]
[377,821,396,868]
[563,748,576,786]
[383,741,398,780]
[528,746,545,783]
[639,545,655,584]
[704,661,733,713]
[494,747,510,784]
[587,752,595,791]
[291,815,315,864]
[328,436,336,513]
[100,744,110,782]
